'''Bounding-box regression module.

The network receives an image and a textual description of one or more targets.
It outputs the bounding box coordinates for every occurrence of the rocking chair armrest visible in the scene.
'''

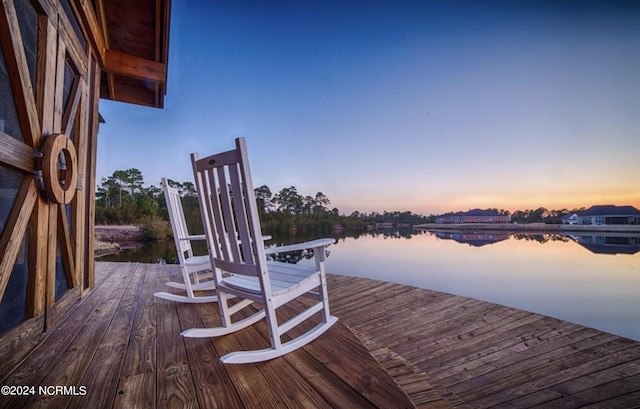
[264,238,335,255]
[178,234,206,241]
[179,234,271,242]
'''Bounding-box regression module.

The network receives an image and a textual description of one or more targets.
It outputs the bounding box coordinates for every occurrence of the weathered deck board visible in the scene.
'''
[174,298,245,409]
[1,262,639,409]
[0,262,133,408]
[113,263,159,409]
[68,263,149,409]
[156,274,200,409]
[326,274,640,409]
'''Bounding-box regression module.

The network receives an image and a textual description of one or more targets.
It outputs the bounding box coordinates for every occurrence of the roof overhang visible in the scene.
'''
[75,0,171,108]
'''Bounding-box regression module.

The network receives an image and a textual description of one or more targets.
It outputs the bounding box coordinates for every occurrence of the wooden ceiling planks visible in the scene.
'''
[81,0,170,108]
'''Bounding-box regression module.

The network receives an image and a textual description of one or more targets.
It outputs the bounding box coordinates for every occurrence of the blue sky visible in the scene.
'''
[97,0,640,215]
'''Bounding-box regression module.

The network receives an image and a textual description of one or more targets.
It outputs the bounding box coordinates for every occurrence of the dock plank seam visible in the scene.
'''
[349,327,468,409]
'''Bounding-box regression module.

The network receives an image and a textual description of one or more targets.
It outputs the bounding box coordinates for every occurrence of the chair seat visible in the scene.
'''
[184,254,210,268]
[221,261,318,296]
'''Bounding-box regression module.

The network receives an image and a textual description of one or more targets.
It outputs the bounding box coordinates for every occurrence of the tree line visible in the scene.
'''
[508,207,586,224]
[477,207,587,224]
[94,168,429,240]
[95,168,586,240]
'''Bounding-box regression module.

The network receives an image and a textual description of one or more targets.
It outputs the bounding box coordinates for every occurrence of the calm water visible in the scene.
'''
[101,229,640,341]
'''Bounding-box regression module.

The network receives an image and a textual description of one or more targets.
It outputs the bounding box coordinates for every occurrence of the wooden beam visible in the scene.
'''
[160,0,171,65]
[0,132,37,172]
[158,0,171,108]
[53,38,66,132]
[0,178,38,302]
[62,77,82,136]
[112,82,157,107]
[27,197,49,317]
[56,8,88,77]
[58,205,76,289]
[73,68,90,292]
[72,0,106,65]
[92,0,115,99]
[104,49,166,83]
[0,0,42,147]
[154,0,161,107]
[35,15,57,148]
[84,56,102,291]
[45,203,58,308]
[27,2,59,319]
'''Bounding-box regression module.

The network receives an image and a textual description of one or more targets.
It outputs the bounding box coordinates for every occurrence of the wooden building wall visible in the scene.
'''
[0,0,169,368]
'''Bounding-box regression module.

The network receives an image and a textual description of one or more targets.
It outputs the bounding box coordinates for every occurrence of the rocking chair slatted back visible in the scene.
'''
[163,179,193,261]
[192,139,266,280]
[152,178,218,303]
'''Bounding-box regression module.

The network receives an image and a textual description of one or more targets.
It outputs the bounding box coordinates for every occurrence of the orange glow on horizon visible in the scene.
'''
[337,191,640,216]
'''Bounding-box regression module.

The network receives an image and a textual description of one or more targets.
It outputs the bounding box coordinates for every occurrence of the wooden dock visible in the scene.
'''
[1,262,639,408]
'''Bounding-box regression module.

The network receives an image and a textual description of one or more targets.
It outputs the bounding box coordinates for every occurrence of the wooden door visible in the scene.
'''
[0,0,95,338]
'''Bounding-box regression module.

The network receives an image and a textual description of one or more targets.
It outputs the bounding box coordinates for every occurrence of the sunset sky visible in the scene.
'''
[96,0,640,216]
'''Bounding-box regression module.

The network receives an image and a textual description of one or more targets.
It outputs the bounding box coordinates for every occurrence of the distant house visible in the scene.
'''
[577,205,640,225]
[561,213,579,225]
[435,209,510,224]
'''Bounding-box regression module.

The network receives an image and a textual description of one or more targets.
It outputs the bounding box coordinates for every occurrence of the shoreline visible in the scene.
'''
[95,224,144,241]
[93,223,640,257]
[413,222,640,234]
[94,225,144,256]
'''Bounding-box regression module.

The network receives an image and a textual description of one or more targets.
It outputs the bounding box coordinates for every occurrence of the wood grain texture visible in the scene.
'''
[73,0,106,64]
[328,274,640,408]
[2,263,640,408]
[0,178,37,300]
[0,131,36,172]
[0,0,41,146]
[104,49,166,82]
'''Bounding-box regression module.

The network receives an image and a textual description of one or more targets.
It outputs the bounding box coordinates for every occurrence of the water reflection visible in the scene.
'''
[266,249,323,264]
[98,240,207,264]
[326,230,640,341]
[569,234,640,255]
[431,230,574,246]
[427,230,640,254]
[433,231,509,246]
[512,233,571,243]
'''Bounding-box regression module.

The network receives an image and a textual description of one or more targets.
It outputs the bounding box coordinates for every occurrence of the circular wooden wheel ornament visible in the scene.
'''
[42,133,77,204]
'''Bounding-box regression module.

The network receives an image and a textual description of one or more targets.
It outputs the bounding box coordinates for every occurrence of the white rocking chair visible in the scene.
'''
[153,178,219,303]
[182,137,338,364]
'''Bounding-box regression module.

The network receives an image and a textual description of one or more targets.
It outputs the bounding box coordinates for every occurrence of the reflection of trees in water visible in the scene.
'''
[368,228,425,239]
[267,250,307,264]
[98,240,175,263]
[266,249,332,264]
[264,229,423,263]
[511,233,570,243]
[98,239,208,264]
[99,229,425,264]
[422,230,572,245]
[267,228,425,245]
